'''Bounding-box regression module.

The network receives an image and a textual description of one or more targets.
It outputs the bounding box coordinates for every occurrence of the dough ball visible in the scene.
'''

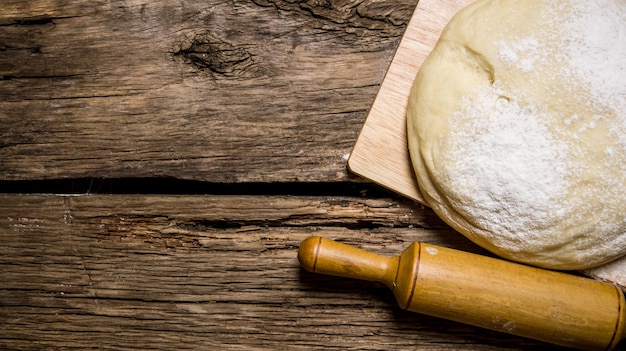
[407,0,626,270]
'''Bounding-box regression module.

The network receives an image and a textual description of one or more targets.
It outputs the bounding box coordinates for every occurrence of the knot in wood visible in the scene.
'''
[174,33,256,77]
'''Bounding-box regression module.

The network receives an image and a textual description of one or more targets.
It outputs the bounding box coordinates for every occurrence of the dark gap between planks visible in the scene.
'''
[0,178,398,197]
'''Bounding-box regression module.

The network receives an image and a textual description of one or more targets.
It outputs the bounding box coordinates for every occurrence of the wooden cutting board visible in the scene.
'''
[348,0,474,205]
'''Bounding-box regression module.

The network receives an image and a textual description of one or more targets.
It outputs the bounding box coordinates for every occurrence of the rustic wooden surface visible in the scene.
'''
[0,0,414,182]
[0,1,620,350]
[1,194,570,350]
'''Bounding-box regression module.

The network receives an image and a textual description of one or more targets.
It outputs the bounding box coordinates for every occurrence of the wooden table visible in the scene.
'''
[0,1,617,350]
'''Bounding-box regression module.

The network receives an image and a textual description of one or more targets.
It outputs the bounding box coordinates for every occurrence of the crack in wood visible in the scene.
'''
[177,217,395,231]
[251,0,414,34]
[0,15,82,27]
[173,33,258,78]
[0,17,55,27]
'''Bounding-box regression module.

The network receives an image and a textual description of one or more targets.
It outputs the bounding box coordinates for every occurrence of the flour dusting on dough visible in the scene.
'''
[407,0,626,269]
[442,86,570,251]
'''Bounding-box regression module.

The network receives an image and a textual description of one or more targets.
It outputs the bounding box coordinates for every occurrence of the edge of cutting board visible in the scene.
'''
[347,0,474,205]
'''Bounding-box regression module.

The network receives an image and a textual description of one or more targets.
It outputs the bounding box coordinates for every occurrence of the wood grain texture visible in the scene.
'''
[0,0,415,182]
[0,194,573,350]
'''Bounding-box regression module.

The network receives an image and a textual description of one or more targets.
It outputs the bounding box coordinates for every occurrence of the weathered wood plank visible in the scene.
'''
[0,194,575,350]
[0,0,415,182]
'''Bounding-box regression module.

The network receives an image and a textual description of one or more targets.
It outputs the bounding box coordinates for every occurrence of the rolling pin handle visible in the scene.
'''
[298,236,397,287]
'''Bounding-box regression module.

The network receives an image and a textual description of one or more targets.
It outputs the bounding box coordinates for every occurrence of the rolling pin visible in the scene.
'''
[298,236,626,350]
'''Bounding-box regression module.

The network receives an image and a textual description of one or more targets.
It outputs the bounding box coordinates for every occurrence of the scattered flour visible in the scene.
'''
[498,37,541,73]
[441,86,570,251]
[497,0,626,145]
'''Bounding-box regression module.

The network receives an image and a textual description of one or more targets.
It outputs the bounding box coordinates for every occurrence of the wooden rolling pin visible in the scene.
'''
[298,236,626,350]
